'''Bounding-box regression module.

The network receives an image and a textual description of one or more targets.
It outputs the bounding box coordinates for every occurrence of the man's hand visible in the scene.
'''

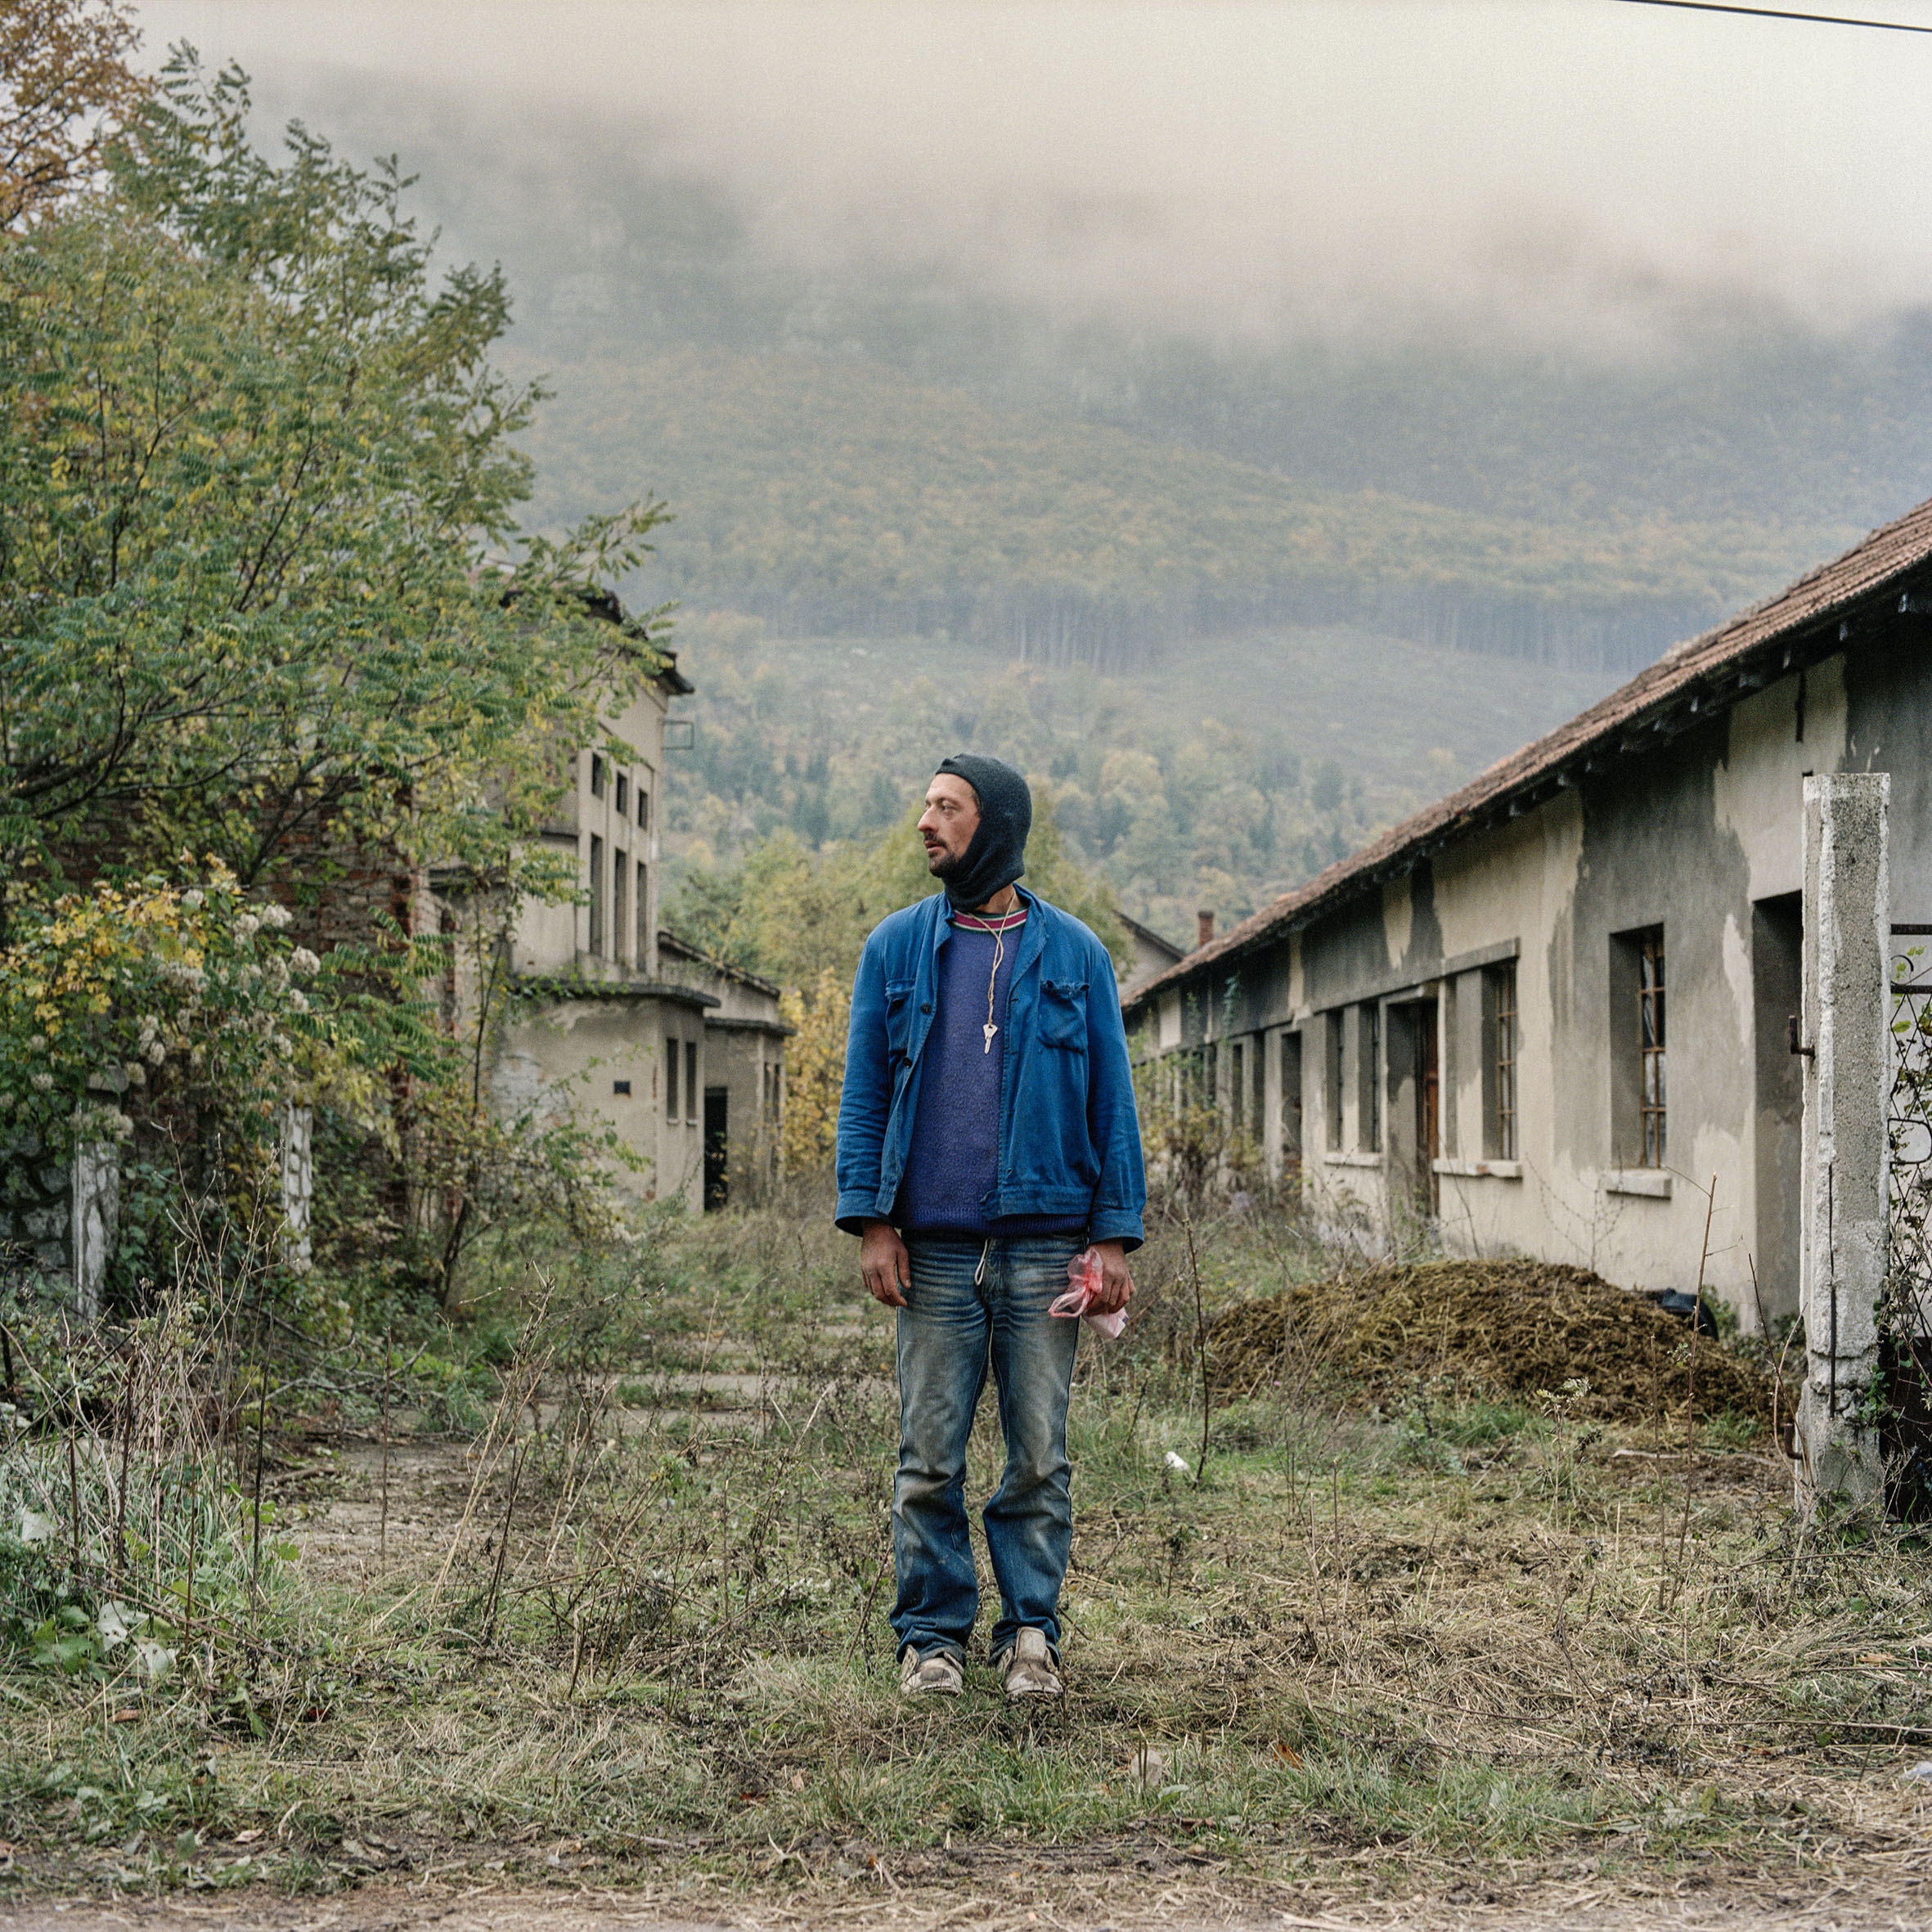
[860,1220,910,1308]
[1090,1240,1134,1314]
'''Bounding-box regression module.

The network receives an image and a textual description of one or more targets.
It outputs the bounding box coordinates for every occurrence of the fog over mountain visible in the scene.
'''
[144,3,1932,546]
[137,2,1932,925]
[151,1,1932,348]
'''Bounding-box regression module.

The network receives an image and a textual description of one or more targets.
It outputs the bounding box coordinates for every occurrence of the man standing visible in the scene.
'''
[836,755,1146,1701]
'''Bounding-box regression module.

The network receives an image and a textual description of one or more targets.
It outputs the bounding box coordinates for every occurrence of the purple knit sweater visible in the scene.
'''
[892,912,1087,1242]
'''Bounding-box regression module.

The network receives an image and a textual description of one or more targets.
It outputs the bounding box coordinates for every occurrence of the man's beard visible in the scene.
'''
[926,844,962,878]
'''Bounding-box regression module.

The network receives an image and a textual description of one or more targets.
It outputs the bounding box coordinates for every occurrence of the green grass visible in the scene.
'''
[2,1192,1929,1909]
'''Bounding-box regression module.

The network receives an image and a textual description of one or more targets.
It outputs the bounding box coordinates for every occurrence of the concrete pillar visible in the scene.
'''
[70,1140,119,1323]
[281,1104,315,1272]
[1795,773,1890,1510]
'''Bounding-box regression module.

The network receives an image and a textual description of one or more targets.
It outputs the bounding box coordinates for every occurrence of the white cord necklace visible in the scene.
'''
[954,905,1027,1054]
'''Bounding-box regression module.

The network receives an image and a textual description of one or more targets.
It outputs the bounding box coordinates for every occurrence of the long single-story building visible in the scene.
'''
[1125,498,1932,1334]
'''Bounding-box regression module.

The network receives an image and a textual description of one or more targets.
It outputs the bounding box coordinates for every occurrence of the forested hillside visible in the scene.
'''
[513,344,1850,674]
[261,69,1932,676]
[658,617,1621,947]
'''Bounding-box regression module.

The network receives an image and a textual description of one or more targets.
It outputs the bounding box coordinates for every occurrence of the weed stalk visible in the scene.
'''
[1182,1208,1211,1485]
[380,1325,392,1575]
[1669,1174,1719,1607]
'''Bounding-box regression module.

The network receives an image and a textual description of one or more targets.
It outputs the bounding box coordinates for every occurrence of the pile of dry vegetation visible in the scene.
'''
[1209,1258,1774,1427]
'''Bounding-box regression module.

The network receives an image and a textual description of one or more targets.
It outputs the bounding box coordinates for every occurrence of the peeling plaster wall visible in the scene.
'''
[1382,874,1413,968]
[495,997,706,1211]
[1429,802,1584,1262]
[1713,661,1845,905]
[511,683,667,981]
[490,676,697,1207]
[1425,677,1834,1317]
[1845,647,1932,921]
[1153,632,1932,1332]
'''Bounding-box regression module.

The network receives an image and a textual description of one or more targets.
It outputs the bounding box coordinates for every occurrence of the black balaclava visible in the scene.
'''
[932,754,1031,911]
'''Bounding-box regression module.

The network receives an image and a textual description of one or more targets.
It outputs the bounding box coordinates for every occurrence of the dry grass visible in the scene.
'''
[1,1193,1930,1921]
[1202,1259,1774,1427]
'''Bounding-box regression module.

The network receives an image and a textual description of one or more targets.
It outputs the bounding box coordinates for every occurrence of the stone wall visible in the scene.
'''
[0,1129,74,1283]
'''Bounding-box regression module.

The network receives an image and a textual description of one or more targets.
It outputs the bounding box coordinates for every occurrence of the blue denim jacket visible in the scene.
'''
[834,890,1147,1250]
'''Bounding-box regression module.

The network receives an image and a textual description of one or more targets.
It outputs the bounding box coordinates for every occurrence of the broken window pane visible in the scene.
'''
[1639,930,1666,1167]
[1490,962,1518,1162]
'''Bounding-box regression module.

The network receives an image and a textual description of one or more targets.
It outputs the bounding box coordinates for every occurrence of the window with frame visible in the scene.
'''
[636,858,649,960]
[685,1040,699,1125]
[1279,1029,1304,1161]
[1229,1039,1245,1130]
[616,773,629,815]
[587,834,604,955]
[1639,929,1665,1167]
[612,852,628,965]
[591,753,606,799]
[664,1035,680,1122]
[1489,962,1518,1161]
[637,786,650,831]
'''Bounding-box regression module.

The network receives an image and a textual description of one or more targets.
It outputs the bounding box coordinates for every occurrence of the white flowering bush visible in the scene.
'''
[0,864,380,1309]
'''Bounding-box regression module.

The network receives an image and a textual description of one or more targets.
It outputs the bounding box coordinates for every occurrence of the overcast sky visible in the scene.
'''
[142,1,1932,358]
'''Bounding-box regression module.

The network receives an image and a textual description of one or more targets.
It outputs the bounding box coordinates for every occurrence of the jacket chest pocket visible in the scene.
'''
[1039,978,1089,1051]
[885,980,919,1063]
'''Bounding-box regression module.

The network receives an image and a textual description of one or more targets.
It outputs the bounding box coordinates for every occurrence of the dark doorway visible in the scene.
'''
[1416,1005,1440,1216]
[703,1088,730,1211]
[1752,894,1804,1324]
[1383,1000,1440,1218]
[1278,1030,1304,1166]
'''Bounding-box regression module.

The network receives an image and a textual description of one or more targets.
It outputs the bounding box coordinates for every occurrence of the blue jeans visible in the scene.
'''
[891,1235,1082,1663]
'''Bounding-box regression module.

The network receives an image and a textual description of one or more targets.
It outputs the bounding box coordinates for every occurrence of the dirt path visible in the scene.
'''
[2,1874,1929,1932]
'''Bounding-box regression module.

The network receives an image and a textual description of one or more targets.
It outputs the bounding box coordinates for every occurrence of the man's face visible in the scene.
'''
[919,774,980,877]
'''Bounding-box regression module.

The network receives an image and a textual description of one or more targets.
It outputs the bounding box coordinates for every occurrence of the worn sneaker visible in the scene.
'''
[996,1629,1063,1701]
[899,1645,964,1697]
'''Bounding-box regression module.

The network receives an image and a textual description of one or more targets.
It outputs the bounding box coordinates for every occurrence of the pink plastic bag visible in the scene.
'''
[1049,1245,1128,1340]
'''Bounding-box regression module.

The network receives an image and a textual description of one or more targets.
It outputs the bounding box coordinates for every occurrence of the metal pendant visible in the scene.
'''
[982,1022,999,1054]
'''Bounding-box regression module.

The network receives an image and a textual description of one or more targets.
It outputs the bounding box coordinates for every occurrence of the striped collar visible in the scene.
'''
[951,905,1028,936]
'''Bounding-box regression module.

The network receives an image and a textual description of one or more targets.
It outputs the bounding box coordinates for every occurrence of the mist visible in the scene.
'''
[110,2,1932,939]
[146,0,1932,361]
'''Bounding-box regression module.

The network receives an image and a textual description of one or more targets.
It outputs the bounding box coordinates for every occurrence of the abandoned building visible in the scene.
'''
[488,632,790,1211]
[1116,911,1186,1004]
[1125,496,1932,1350]
[657,931,791,1208]
[7,602,786,1310]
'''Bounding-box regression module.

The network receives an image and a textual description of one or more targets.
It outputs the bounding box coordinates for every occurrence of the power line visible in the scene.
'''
[1620,0,1932,32]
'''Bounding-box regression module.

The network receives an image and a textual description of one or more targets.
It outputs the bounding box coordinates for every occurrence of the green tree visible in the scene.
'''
[0,51,666,1309]
[1,0,147,230]
[0,52,663,937]
[670,793,1126,1000]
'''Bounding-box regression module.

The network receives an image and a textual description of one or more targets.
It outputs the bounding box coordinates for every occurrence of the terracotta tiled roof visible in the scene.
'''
[1125,494,1932,1015]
